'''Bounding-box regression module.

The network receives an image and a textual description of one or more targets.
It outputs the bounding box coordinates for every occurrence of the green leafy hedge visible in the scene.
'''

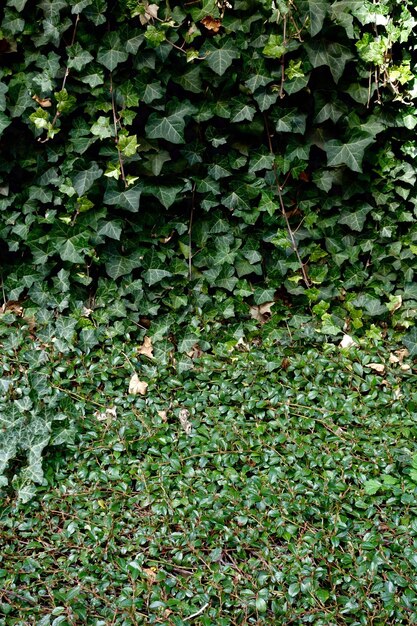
[0,0,417,344]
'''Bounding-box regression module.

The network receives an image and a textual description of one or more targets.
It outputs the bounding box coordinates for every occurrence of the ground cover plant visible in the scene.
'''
[1,318,417,624]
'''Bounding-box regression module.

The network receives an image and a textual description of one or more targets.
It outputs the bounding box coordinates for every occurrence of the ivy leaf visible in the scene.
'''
[58,235,89,263]
[153,184,184,209]
[230,99,256,123]
[364,479,382,495]
[0,112,11,136]
[97,220,122,240]
[306,41,354,83]
[325,132,374,172]
[146,113,186,144]
[67,42,94,71]
[72,162,102,197]
[203,39,239,76]
[142,268,172,286]
[298,0,328,37]
[402,327,417,357]
[97,32,128,71]
[249,150,275,173]
[104,183,142,212]
[339,204,372,231]
[105,254,143,280]
[276,109,307,134]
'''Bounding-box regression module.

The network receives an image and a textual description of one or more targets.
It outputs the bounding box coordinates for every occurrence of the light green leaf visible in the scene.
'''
[364,479,382,495]
[91,116,113,139]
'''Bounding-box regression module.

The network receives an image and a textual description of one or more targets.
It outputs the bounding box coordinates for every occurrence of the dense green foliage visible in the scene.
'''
[1,329,417,624]
[0,0,416,342]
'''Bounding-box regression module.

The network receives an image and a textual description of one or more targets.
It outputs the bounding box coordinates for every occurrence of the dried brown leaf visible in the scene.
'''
[368,362,385,373]
[32,94,52,107]
[139,2,159,24]
[157,410,168,422]
[201,16,222,32]
[129,373,148,395]
[249,301,275,323]
[179,408,192,435]
[138,335,154,359]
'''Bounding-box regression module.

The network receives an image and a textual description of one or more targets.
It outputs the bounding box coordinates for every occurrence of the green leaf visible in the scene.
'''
[58,235,88,263]
[97,32,128,71]
[403,327,417,357]
[364,479,382,495]
[105,254,142,280]
[67,42,94,71]
[325,132,374,172]
[142,268,172,286]
[104,183,142,212]
[306,41,354,83]
[153,184,184,209]
[97,221,122,240]
[298,0,328,36]
[0,112,12,136]
[72,162,103,196]
[203,40,239,76]
[249,150,275,173]
[339,204,372,231]
[90,116,113,139]
[146,113,185,144]
[276,109,307,134]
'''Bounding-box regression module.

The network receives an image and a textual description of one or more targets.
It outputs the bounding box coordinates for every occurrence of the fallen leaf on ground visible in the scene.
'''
[179,408,192,435]
[157,410,168,421]
[249,301,275,323]
[129,373,148,395]
[138,335,154,358]
[339,334,357,349]
[95,407,117,422]
[368,363,385,373]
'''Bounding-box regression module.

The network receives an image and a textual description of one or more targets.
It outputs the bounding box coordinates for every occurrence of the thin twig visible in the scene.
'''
[184,602,209,621]
[264,115,310,287]
[38,15,79,143]
[110,73,127,187]
[188,183,196,280]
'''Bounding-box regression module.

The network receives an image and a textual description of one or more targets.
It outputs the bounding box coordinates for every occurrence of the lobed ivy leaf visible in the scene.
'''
[104,183,142,212]
[72,162,103,196]
[97,32,128,71]
[325,132,374,172]
[203,39,239,76]
[146,113,186,144]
